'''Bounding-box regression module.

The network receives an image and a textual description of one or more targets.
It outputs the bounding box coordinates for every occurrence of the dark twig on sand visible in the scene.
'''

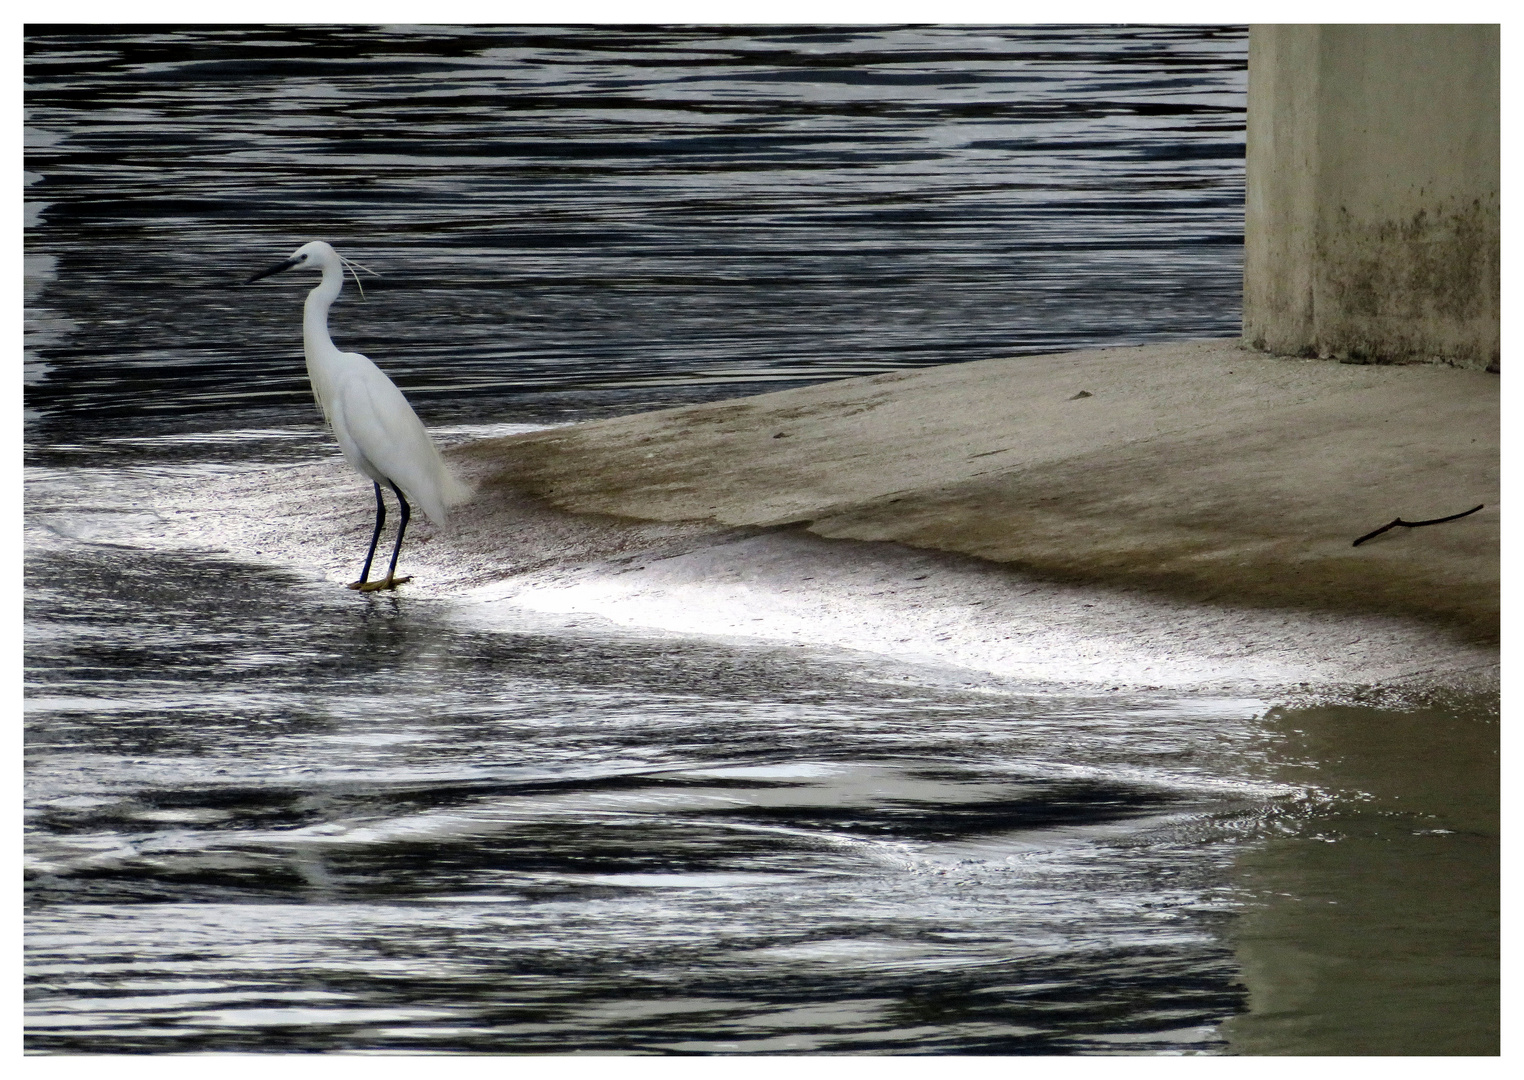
[1352,504,1485,547]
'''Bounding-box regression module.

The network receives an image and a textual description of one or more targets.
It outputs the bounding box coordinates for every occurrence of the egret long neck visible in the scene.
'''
[302,261,345,359]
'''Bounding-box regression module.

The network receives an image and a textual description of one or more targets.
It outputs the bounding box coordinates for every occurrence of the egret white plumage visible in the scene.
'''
[244,241,471,591]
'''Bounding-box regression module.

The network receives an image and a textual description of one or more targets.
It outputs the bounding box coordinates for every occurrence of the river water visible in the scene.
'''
[24,25,1497,1055]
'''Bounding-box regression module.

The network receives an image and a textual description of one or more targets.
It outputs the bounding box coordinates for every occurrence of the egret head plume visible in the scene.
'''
[337,253,381,301]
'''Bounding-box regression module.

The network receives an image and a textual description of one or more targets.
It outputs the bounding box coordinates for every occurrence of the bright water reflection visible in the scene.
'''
[26,537,1272,1053]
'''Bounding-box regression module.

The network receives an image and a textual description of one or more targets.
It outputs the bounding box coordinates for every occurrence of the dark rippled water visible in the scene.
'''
[24,24,1498,1057]
[26,538,1269,1054]
[25,23,1246,438]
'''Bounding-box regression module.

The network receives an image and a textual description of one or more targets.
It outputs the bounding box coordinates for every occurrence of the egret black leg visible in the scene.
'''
[348,482,386,590]
[383,482,411,583]
[357,482,413,591]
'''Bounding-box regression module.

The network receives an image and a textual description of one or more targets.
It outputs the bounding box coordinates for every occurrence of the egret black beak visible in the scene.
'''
[244,256,301,285]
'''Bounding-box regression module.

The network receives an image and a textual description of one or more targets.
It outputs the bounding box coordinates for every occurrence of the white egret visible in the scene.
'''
[244,240,471,591]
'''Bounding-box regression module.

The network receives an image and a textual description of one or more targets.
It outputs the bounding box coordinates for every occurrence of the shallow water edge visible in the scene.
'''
[26,443,1499,1054]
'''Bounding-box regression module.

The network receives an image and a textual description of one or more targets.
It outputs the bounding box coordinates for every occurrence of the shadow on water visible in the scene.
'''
[1225,695,1499,1055]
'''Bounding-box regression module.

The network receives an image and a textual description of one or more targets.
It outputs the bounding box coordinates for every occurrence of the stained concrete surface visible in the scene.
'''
[1243,25,1499,369]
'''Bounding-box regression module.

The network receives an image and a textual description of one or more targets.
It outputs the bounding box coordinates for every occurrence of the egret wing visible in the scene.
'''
[328,354,463,524]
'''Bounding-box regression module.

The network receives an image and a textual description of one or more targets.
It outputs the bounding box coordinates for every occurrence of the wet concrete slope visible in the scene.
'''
[456,339,1499,646]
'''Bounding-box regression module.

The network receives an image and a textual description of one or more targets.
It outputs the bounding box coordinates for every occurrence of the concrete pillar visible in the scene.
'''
[1243,25,1499,371]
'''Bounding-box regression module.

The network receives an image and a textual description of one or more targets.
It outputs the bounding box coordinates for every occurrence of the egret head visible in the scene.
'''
[245,241,377,297]
[244,240,338,284]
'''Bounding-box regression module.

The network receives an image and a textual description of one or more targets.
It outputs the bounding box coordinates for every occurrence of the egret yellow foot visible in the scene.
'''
[349,575,412,591]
